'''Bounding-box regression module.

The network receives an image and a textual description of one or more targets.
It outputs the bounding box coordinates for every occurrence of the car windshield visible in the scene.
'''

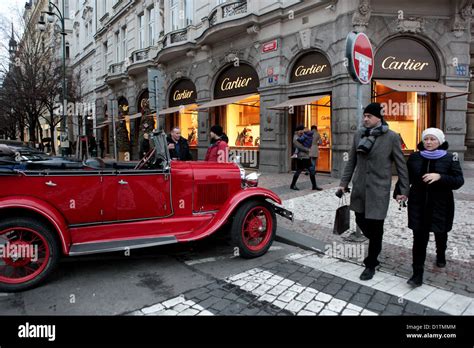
[0,142,51,162]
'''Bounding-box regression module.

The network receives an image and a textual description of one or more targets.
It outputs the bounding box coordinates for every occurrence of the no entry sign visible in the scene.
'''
[346,32,374,84]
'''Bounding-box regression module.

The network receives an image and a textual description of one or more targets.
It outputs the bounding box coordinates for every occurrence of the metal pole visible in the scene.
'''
[112,99,118,160]
[352,83,365,240]
[154,76,160,131]
[344,83,366,243]
[55,0,67,157]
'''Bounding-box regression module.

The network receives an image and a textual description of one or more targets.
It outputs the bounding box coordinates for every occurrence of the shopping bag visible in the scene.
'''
[333,196,350,235]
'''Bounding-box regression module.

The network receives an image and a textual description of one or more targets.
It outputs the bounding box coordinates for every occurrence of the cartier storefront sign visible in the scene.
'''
[169,79,197,107]
[290,51,332,83]
[214,64,260,99]
[374,37,439,80]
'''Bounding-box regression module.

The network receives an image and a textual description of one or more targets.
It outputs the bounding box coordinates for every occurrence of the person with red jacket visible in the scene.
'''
[205,125,229,162]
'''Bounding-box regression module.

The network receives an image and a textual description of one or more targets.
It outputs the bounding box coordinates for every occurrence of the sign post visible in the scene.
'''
[345,31,374,242]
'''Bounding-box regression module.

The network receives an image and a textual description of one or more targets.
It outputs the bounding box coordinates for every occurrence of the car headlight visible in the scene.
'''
[244,172,260,187]
[239,166,246,180]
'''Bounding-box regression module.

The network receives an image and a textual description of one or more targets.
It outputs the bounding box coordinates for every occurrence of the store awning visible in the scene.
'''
[268,94,330,109]
[196,94,257,110]
[158,104,197,115]
[127,113,142,120]
[376,79,466,93]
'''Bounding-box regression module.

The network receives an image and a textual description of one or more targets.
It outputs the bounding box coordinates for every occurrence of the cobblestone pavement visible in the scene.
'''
[259,162,474,298]
[129,250,473,316]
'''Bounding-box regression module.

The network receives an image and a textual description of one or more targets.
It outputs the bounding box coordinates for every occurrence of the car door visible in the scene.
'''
[32,170,103,225]
[103,167,172,222]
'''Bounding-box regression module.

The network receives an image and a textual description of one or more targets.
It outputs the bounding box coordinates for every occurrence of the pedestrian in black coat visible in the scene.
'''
[167,127,193,161]
[405,128,464,287]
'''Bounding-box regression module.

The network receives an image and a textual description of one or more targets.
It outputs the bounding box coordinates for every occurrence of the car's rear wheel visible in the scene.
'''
[231,200,276,259]
[0,218,59,292]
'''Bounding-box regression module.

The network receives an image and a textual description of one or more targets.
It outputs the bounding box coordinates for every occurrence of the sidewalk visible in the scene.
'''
[260,162,474,298]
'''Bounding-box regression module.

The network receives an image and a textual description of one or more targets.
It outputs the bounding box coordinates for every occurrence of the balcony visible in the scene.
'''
[155,0,252,63]
[209,1,248,27]
[170,29,188,44]
[109,62,125,74]
[106,62,127,85]
[161,28,189,49]
[128,47,158,76]
[131,47,150,63]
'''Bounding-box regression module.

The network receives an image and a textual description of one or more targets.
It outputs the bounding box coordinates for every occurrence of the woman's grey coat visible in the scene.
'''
[340,129,410,220]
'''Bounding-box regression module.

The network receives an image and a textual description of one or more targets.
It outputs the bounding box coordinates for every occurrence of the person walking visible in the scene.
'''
[99,139,105,158]
[309,125,323,190]
[167,127,193,161]
[290,125,320,190]
[338,102,409,280]
[205,125,228,162]
[405,128,464,287]
[140,133,151,160]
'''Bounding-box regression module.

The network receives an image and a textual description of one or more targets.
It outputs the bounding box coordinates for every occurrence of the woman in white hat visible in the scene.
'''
[405,128,464,287]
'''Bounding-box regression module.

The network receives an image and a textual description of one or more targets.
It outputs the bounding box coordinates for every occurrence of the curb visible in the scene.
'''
[275,226,327,255]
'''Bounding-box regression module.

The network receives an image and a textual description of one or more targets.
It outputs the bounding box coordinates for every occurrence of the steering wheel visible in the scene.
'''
[134,148,156,170]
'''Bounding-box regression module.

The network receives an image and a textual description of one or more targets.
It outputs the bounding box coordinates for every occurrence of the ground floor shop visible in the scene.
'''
[96,27,468,177]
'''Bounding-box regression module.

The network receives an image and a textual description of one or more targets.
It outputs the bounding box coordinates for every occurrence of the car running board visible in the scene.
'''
[69,236,178,256]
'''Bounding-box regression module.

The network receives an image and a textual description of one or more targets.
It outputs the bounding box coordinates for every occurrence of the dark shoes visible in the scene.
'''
[436,254,446,268]
[359,267,375,280]
[407,274,423,287]
[290,186,299,191]
[312,186,323,191]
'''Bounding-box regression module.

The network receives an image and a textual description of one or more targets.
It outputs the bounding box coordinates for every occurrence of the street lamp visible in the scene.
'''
[38,0,68,157]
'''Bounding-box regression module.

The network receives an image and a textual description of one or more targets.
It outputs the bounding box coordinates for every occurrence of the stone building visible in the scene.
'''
[85,0,471,176]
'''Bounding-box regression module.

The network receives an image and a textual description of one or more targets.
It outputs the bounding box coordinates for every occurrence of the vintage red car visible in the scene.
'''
[0,133,293,292]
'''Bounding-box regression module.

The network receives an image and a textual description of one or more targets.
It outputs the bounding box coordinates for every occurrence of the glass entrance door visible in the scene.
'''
[290,95,332,173]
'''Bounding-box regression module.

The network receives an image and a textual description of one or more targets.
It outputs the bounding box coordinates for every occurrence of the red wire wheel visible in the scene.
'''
[241,207,273,251]
[0,218,59,292]
[0,227,50,284]
[231,200,276,258]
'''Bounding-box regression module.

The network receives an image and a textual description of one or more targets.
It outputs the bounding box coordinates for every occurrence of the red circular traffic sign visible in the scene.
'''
[346,32,374,84]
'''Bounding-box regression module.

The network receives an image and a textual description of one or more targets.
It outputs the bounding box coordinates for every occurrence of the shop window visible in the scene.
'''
[225,95,260,148]
[165,110,199,147]
[373,81,431,152]
[290,95,332,173]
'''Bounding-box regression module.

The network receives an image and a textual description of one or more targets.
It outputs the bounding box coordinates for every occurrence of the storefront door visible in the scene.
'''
[289,95,332,173]
[372,37,446,154]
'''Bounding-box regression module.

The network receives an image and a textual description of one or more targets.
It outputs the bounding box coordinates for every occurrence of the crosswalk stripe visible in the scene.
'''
[133,296,214,316]
[288,252,474,315]
[225,267,377,316]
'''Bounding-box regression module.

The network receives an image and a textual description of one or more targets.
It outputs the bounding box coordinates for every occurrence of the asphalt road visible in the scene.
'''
[0,229,299,315]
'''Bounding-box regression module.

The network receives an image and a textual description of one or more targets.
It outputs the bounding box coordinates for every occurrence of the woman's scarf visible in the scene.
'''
[420,149,447,160]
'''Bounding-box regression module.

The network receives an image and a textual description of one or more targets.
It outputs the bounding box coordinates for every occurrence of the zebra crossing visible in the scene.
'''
[129,250,471,316]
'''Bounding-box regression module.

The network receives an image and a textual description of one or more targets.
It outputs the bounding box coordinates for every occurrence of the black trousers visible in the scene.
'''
[412,229,448,269]
[355,213,385,269]
[291,158,316,188]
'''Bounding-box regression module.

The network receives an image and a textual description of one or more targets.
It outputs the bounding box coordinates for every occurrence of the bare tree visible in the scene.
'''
[0,8,73,150]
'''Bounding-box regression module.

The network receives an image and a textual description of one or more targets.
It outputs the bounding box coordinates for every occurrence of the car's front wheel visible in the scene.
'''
[231,200,276,259]
[0,218,60,292]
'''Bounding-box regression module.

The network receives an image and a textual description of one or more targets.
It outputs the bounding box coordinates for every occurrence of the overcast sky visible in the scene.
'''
[0,0,24,23]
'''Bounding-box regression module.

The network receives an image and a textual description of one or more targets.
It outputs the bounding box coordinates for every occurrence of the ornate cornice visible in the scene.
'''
[352,0,371,32]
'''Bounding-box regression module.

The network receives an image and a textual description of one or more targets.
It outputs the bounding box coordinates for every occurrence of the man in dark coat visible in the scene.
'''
[167,127,193,161]
[406,128,464,287]
[338,103,409,281]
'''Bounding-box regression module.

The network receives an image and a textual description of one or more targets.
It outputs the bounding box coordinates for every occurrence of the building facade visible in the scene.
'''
[71,0,472,176]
